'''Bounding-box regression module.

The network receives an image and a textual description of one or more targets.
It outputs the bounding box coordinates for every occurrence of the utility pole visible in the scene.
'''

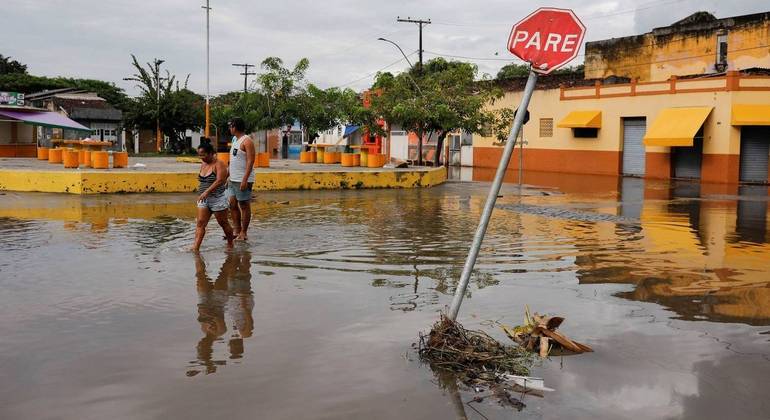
[154,58,165,152]
[202,1,211,138]
[397,16,430,166]
[396,16,430,74]
[232,63,256,94]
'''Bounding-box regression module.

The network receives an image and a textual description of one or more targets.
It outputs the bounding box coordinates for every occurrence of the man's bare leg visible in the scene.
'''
[236,200,251,241]
[229,195,242,239]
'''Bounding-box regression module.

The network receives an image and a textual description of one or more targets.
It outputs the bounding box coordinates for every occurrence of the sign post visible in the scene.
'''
[447,8,585,320]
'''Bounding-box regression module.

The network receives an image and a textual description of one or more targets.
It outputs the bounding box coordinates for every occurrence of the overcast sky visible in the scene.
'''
[2,0,766,96]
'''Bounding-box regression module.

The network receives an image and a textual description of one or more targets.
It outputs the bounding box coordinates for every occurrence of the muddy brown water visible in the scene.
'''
[1,171,769,419]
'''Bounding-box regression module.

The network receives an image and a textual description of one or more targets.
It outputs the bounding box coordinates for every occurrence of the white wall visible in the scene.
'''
[460,145,473,167]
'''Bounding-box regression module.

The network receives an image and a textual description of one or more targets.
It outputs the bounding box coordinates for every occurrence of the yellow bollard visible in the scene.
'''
[316,148,325,163]
[258,152,270,168]
[360,149,369,167]
[323,150,337,164]
[113,151,129,168]
[367,153,384,168]
[353,153,361,167]
[217,152,230,166]
[37,147,49,160]
[48,148,63,164]
[92,151,109,169]
[341,153,356,167]
[63,149,80,168]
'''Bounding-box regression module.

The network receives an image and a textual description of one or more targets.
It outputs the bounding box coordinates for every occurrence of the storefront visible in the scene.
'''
[0,104,91,157]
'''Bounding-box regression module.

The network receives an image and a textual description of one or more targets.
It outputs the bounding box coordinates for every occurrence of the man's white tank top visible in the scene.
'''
[229,135,255,182]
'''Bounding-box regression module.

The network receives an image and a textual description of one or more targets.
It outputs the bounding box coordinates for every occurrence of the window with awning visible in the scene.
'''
[731,104,770,126]
[643,107,712,147]
[557,110,602,128]
[0,109,91,132]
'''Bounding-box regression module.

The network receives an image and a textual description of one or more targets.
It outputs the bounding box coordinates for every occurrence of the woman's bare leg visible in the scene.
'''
[193,207,213,251]
[213,210,235,249]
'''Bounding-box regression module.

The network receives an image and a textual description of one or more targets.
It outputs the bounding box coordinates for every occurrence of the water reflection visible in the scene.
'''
[735,185,769,244]
[188,251,254,376]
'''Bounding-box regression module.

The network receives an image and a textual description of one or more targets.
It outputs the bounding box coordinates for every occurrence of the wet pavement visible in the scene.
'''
[1,169,769,419]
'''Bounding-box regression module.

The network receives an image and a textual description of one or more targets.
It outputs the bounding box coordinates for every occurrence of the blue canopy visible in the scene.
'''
[343,125,360,138]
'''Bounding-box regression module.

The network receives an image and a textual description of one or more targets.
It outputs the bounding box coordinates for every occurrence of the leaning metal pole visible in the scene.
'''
[447,70,538,320]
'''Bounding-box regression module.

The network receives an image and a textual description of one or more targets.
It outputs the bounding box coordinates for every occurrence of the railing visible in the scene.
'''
[560,71,770,100]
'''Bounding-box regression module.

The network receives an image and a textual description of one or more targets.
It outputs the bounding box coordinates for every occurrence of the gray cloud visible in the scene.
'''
[2,0,767,96]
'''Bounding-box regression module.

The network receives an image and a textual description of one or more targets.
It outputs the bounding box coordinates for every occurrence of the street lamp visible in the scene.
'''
[377,37,425,165]
[154,59,165,152]
[377,37,414,68]
[202,1,211,138]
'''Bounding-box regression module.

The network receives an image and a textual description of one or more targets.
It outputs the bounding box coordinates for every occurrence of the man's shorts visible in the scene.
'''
[197,192,229,212]
[227,181,254,202]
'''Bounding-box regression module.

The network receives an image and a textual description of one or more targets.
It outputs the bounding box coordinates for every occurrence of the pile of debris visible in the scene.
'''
[500,306,593,357]
[418,315,534,385]
[418,307,592,397]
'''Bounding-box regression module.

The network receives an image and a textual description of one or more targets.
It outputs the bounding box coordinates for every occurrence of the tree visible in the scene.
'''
[371,58,505,166]
[257,57,310,130]
[0,55,27,75]
[294,85,362,143]
[123,55,204,152]
[497,63,584,80]
[496,63,530,80]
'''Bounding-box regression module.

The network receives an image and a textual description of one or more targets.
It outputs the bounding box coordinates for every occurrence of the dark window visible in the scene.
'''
[573,128,599,138]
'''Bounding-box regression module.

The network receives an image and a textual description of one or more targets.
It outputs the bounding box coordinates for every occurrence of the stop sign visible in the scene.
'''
[507,8,586,74]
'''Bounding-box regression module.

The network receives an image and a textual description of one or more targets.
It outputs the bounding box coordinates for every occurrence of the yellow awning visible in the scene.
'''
[558,110,602,128]
[643,107,712,147]
[731,104,770,126]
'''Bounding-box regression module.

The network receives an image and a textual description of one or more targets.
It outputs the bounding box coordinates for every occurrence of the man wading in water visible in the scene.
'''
[193,139,234,251]
[226,117,256,241]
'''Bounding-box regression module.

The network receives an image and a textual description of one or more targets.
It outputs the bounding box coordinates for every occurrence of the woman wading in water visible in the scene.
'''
[193,139,235,251]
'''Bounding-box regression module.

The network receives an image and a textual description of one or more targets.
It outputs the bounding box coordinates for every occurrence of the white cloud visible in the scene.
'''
[2,0,767,95]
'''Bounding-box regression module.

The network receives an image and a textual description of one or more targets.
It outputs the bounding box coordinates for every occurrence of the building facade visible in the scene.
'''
[472,11,770,185]
[585,12,770,81]
[27,89,124,151]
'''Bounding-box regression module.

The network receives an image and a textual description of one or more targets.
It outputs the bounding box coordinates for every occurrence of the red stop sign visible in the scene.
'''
[507,8,586,74]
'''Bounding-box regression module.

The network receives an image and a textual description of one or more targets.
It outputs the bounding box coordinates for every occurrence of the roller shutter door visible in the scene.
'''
[672,136,703,179]
[622,118,646,176]
[739,127,770,184]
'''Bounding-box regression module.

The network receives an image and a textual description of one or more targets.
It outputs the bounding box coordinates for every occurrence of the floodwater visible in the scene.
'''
[1,170,769,420]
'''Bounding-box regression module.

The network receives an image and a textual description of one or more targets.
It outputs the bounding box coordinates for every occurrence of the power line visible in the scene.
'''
[423,50,525,62]
[334,52,417,89]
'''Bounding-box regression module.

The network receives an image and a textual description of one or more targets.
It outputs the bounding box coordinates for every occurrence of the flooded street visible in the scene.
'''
[1,171,769,420]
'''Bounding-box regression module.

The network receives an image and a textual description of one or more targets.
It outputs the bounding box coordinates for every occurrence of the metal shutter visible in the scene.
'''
[622,118,647,176]
[672,136,703,179]
[739,127,770,183]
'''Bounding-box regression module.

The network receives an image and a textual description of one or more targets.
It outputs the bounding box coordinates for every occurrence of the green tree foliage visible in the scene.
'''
[294,85,363,141]
[496,63,530,80]
[496,63,584,80]
[371,58,505,165]
[123,55,203,152]
[211,57,367,145]
[0,55,27,75]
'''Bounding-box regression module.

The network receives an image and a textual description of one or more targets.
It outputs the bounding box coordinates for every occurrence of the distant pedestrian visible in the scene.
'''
[193,139,234,251]
[227,117,256,241]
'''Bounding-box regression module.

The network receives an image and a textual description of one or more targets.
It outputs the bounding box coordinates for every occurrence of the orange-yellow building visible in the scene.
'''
[472,12,770,185]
